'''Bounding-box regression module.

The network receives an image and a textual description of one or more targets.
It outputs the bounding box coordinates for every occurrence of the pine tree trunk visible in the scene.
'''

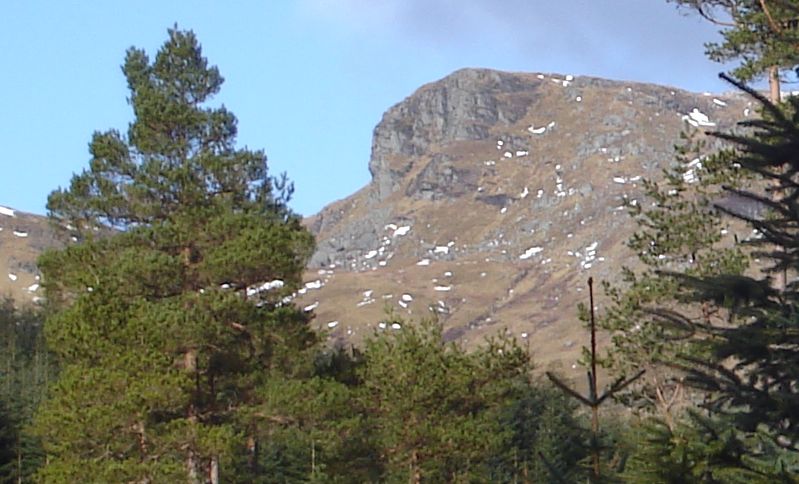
[311,439,316,477]
[16,434,21,484]
[768,65,788,291]
[187,450,198,484]
[769,65,781,103]
[522,459,529,483]
[209,456,219,484]
[185,349,200,483]
[409,449,421,484]
[136,419,149,468]
[246,435,258,474]
[182,242,201,483]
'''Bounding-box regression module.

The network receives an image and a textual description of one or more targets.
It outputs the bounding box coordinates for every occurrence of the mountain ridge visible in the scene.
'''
[297,67,750,373]
[1,68,753,374]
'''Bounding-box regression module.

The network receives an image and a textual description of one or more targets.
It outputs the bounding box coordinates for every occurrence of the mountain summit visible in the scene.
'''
[1,68,750,371]
[300,68,749,370]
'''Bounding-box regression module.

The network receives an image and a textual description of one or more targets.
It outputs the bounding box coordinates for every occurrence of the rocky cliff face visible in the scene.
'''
[2,68,753,375]
[368,69,536,201]
[301,68,751,372]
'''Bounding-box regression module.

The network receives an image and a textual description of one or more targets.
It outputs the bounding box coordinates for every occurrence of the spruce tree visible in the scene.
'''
[0,297,53,482]
[623,410,797,482]
[605,77,799,480]
[599,127,750,424]
[0,396,18,483]
[667,78,799,460]
[31,28,315,482]
[494,381,589,482]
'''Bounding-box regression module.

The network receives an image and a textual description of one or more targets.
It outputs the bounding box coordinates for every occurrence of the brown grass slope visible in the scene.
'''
[2,69,751,377]
[0,207,61,304]
[300,68,751,375]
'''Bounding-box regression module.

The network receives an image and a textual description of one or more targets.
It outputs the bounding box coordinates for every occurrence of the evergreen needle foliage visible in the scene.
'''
[600,124,751,418]
[357,317,528,482]
[356,317,589,483]
[0,297,53,482]
[31,27,316,482]
[668,1,799,90]
[671,76,799,458]
[604,76,799,480]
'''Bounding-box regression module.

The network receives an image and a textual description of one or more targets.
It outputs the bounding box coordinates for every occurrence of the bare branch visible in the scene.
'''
[546,372,594,406]
[697,4,738,26]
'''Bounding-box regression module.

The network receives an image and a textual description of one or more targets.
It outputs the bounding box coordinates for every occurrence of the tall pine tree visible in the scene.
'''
[32,28,315,482]
[668,0,799,100]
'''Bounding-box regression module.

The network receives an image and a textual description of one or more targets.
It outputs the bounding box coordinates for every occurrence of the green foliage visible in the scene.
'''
[604,76,799,478]
[599,125,751,414]
[356,317,560,482]
[32,27,316,481]
[358,318,511,481]
[213,319,589,482]
[230,365,380,483]
[668,1,799,84]
[667,80,799,455]
[624,412,799,483]
[0,397,19,483]
[494,379,590,482]
[0,297,54,482]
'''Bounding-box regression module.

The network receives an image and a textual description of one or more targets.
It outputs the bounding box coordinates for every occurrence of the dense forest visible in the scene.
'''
[4,1,799,482]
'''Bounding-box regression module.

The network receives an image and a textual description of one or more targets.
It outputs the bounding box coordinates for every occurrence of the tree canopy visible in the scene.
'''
[32,27,316,482]
[669,0,799,99]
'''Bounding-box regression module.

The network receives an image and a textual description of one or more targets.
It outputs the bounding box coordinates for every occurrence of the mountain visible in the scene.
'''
[0,206,60,304]
[297,68,750,372]
[0,68,751,374]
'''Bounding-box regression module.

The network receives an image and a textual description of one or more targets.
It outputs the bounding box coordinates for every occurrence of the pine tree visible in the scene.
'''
[668,0,799,100]
[0,297,53,482]
[229,348,380,483]
[356,317,533,482]
[31,27,315,482]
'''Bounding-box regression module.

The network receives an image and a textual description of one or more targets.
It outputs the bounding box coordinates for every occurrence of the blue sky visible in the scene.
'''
[1,1,734,217]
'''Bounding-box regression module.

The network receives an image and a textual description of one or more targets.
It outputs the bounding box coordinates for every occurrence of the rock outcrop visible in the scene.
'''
[369,69,537,201]
[2,68,756,377]
[300,68,752,374]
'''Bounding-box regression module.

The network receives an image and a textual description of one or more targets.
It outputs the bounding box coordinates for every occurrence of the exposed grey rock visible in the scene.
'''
[307,68,750,281]
[406,154,479,200]
[369,68,541,201]
[476,193,511,208]
[308,205,393,268]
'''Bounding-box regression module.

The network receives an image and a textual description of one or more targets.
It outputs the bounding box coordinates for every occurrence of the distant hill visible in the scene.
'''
[0,206,61,304]
[0,68,753,376]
